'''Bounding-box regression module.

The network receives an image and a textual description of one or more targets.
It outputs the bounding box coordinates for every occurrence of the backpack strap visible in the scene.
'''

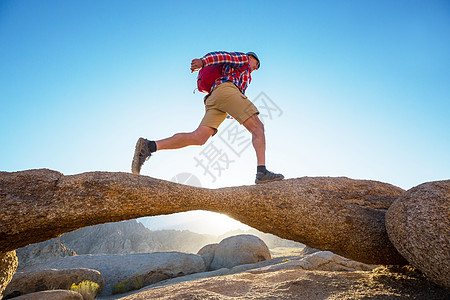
[224,63,251,84]
[232,63,251,77]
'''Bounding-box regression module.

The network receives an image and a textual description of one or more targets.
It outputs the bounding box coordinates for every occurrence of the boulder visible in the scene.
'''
[0,169,406,264]
[21,252,206,295]
[11,290,82,300]
[197,243,218,270]
[3,268,104,299]
[210,235,271,270]
[254,251,377,273]
[386,180,450,289]
[0,251,17,297]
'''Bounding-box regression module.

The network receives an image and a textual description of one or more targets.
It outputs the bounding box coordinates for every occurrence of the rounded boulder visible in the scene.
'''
[20,252,206,295]
[4,268,104,299]
[386,180,450,289]
[12,290,83,300]
[210,234,271,270]
[197,243,218,271]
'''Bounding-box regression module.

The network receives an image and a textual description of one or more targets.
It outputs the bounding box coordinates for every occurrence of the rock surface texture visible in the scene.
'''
[0,169,406,265]
[210,234,271,270]
[116,266,450,300]
[20,252,206,295]
[3,268,104,299]
[386,180,450,289]
[0,251,17,297]
[256,251,377,273]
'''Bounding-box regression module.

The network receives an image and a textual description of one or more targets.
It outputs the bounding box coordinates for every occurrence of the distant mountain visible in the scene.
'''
[30,220,218,255]
[56,220,160,254]
[16,240,76,270]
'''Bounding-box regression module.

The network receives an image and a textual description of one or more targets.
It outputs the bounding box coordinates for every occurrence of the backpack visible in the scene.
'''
[197,64,249,94]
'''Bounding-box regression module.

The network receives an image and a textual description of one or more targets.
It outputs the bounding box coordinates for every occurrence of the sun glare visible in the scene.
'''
[138,210,251,236]
[192,210,252,235]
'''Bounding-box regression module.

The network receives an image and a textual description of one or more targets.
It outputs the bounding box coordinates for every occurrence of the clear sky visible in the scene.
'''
[1,1,449,233]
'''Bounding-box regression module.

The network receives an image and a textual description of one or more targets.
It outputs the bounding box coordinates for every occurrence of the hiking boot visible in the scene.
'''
[255,170,284,184]
[131,138,152,175]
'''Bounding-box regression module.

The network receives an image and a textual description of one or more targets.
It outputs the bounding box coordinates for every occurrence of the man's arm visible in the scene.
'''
[202,51,249,67]
[191,51,249,72]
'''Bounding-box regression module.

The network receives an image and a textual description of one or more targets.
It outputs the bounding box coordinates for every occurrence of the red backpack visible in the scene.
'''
[197,64,249,94]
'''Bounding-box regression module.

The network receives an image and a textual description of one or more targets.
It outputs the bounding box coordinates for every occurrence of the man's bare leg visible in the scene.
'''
[155,126,215,150]
[243,113,284,184]
[132,126,214,174]
[243,114,266,166]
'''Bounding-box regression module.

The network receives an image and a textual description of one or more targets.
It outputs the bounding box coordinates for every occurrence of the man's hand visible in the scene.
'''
[190,58,203,73]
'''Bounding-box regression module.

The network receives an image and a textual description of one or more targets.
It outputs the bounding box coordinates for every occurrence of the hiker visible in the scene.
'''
[132,51,284,184]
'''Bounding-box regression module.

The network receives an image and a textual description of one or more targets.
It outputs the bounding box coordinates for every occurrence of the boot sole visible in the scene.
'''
[255,175,284,184]
[131,138,146,175]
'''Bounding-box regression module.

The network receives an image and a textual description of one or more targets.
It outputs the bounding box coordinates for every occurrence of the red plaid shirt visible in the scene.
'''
[201,51,251,95]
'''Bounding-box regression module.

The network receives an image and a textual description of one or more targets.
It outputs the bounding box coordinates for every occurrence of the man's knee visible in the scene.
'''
[193,126,214,145]
[244,114,265,135]
[254,122,265,138]
[195,134,209,146]
[256,117,264,131]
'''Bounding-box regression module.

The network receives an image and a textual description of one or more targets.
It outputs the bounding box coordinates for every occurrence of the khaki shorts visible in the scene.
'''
[199,82,259,134]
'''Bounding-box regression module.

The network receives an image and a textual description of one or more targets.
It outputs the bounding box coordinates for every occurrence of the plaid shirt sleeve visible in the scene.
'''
[201,51,249,68]
[201,51,251,95]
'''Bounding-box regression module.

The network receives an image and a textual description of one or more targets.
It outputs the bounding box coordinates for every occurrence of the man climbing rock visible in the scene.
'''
[132,51,284,184]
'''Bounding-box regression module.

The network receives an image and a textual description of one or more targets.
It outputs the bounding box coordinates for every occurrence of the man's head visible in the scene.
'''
[247,52,260,71]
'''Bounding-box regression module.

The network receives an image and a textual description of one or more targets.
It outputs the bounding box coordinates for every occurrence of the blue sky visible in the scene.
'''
[1,0,449,195]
